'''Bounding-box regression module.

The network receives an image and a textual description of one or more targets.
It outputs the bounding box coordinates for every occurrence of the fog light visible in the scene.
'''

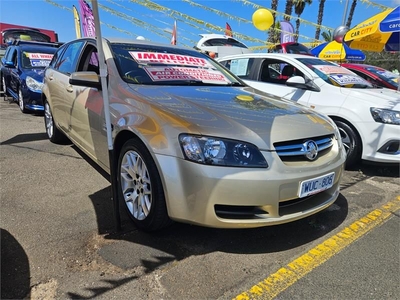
[378,140,400,154]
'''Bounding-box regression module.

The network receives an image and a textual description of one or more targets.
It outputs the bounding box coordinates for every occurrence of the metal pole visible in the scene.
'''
[91,0,121,232]
[342,0,350,26]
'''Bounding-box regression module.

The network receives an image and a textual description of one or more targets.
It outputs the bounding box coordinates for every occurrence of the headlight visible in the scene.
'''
[370,108,400,125]
[179,134,268,167]
[26,76,43,92]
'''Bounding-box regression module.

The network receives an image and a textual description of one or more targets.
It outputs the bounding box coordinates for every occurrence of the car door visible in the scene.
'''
[248,57,311,104]
[47,41,85,132]
[1,46,14,89]
[9,48,22,94]
[68,42,104,161]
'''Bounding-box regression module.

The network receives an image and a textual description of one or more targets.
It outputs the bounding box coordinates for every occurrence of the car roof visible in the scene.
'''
[216,52,317,61]
[65,37,194,52]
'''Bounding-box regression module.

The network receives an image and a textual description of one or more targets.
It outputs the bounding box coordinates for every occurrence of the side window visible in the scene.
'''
[57,41,85,74]
[5,47,16,63]
[49,46,66,69]
[227,58,254,79]
[260,59,304,85]
[77,44,99,74]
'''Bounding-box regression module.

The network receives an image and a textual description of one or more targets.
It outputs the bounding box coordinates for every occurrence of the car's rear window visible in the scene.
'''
[110,43,240,86]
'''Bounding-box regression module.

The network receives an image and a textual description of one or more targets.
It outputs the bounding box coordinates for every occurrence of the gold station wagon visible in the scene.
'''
[42,38,346,231]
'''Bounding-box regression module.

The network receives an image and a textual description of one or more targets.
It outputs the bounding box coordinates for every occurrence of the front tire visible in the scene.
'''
[335,120,361,169]
[18,88,28,113]
[118,138,172,231]
[44,101,69,144]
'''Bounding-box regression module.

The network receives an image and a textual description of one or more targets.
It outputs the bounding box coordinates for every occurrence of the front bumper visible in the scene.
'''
[360,121,400,164]
[155,145,346,229]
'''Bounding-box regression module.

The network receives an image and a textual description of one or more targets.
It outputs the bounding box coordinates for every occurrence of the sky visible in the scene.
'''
[1,0,399,50]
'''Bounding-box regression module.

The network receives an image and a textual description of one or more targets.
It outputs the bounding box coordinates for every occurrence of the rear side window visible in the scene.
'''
[223,58,254,79]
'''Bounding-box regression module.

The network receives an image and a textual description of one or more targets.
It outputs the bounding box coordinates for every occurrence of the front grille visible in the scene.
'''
[274,134,334,162]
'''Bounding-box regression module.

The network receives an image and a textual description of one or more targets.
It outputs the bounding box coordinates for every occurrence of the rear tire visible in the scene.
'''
[44,100,69,144]
[335,120,361,169]
[117,138,172,231]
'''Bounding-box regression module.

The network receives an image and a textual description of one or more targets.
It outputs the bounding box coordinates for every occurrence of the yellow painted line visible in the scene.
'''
[235,196,400,300]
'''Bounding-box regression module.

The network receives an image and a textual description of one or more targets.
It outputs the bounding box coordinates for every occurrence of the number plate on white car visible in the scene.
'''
[299,172,335,198]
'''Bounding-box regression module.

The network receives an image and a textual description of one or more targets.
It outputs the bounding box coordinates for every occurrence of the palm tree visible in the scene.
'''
[321,30,333,42]
[284,0,294,21]
[346,0,358,28]
[314,0,326,40]
[267,0,279,44]
[293,0,312,42]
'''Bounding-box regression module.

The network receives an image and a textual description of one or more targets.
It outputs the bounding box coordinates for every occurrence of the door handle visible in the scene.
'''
[66,85,73,93]
[48,75,54,81]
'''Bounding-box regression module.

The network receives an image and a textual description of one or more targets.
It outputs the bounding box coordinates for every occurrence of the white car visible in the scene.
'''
[217,53,400,168]
[194,34,252,58]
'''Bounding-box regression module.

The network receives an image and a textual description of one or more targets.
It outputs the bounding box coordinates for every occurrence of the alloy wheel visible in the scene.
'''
[120,150,152,221]
[44,102,53,138]
[338,127,351,154]
[18,89,24,111]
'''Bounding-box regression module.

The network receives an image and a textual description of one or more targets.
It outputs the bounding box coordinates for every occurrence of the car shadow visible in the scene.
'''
[67,183,349,299]
[0,132,48,145]
[1,228,30,299]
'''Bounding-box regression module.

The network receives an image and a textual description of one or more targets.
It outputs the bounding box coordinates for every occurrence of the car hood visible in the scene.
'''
[24,69,45,82]
[340,87,400,108]
[127,85,335,150]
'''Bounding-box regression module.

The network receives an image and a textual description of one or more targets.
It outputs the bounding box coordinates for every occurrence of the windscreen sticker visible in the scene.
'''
[376,70,398,78]
[314,65,353,75]
[329,74,367,85]
[230,59,249,76]
[26,53,54,67]
[129,52,214,68]
[143,66,230,83]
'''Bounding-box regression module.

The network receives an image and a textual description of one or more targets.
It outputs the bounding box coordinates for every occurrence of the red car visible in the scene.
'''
[340,63,399,90]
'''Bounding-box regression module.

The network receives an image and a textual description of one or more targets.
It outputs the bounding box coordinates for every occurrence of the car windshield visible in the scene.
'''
[21,50,55,69]
[111,43,242,86]
[364,66,399,88]
[297,57,373,89]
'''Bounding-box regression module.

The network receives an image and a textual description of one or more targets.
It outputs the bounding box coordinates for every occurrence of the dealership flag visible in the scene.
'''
[171,20,177,45]
[280,21,295,44]
[73,5,82,38]
[225,22,233,37]
[79,0,96,37]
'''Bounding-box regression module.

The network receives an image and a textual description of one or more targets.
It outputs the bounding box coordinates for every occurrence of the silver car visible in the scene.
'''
[42,38,346,231]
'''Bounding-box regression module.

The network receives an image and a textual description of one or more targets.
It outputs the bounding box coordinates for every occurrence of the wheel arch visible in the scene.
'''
[113,130,169,201]
[329,114,364,155]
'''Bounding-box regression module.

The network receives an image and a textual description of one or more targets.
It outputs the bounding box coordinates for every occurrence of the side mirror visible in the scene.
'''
[69,71,101,90]
[4,61,15,68]
[286,76,320,92]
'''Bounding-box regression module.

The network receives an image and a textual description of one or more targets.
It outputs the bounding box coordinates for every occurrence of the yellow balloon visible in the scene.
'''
[252,8,274,31]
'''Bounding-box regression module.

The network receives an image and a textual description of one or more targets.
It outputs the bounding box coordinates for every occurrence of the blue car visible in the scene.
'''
[1,40,60,113]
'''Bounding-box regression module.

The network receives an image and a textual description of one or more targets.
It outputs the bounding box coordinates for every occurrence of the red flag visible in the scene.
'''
[171,20,177,45]
[225,22,233,37]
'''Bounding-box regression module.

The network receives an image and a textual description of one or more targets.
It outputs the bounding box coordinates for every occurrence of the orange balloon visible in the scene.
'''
[252,8,274,31]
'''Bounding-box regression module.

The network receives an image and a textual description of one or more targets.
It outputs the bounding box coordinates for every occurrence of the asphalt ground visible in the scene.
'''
[1,93,399,300]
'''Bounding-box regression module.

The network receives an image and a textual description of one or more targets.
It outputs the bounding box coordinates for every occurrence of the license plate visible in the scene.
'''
[299,172,335,198]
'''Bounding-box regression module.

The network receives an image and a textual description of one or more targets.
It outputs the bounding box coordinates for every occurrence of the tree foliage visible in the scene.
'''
[363,51,400,71]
